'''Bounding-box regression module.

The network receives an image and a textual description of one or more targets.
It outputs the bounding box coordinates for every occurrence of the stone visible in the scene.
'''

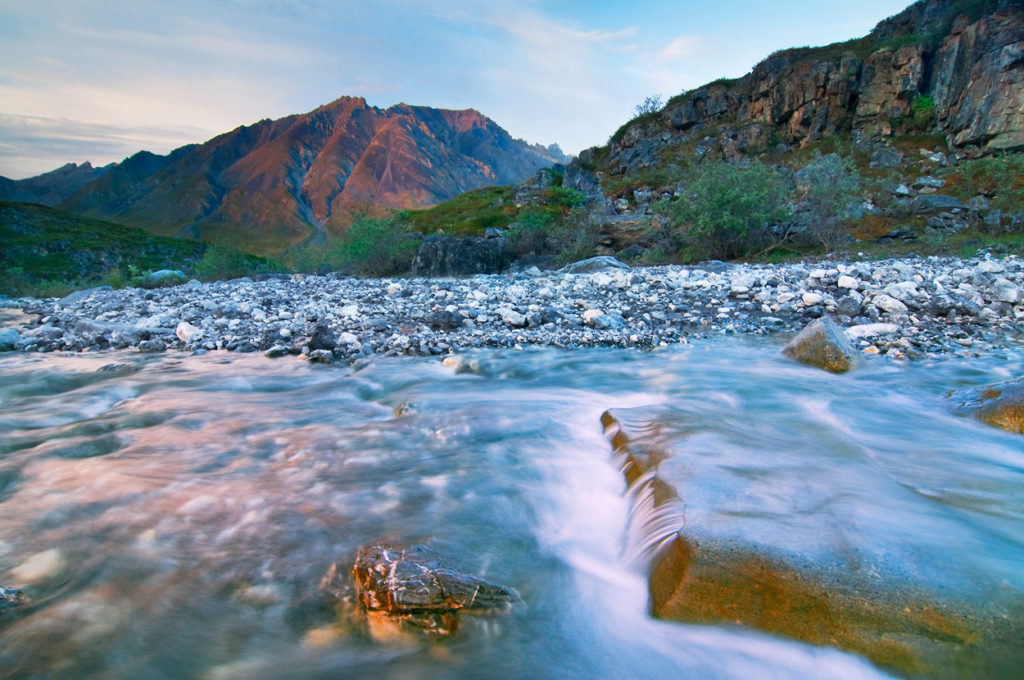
[991,278,1021,303]
[801,292,824,306]
[914,176,946,189]
[846,323,901,339]
[837,275,859,290]
[781,316,857,373]
[175,321,202,344]
[0,586,27,617]
[911,194,965,212]
[346,544,516,635]
[498,308,527,328]
[264,345,290,358]
[872,294,908,315]
[307,324,338,351]
[138,339,167,353]
[140,269,187,288]
[560,256,630,274]
[952,379,1024,434]
[411,236,506,277]
[307,349,334,364]
[869,148,905,169]
[0,328,20,351]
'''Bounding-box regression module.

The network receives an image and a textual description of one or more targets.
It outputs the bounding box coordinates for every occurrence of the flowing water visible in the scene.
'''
[1,341,1023,679]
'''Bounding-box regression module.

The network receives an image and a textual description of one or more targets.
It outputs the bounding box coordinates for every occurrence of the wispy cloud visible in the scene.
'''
[0,114,210,178]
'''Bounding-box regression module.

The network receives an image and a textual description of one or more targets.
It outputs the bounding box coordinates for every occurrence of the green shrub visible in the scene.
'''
[335,214,419,277]
[194,245,270,281]
[912,95,936,130]
[666,160,792,260]
[796,153,862,252]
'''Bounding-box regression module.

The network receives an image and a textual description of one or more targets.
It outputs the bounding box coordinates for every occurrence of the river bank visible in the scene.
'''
[2,254,1023,361]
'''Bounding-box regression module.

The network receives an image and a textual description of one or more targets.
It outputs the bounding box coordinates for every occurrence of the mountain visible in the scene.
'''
[57,97,567,255]
[568,0,1022,183]
[0,162,113,206]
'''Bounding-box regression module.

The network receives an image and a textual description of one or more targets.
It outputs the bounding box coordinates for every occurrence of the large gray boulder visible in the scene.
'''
[410,236,506,277]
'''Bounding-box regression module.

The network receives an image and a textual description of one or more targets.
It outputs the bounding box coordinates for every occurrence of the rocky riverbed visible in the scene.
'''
[2,255,1023,361]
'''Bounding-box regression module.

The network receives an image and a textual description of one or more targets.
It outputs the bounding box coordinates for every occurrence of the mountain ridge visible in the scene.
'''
[54,96,566,255]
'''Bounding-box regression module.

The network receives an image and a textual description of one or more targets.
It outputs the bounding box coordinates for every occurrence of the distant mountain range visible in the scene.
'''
[0,162,113,206]
[1,97,566,255]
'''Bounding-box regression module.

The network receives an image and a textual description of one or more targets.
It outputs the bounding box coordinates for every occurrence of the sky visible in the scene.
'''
[0,0,914,179]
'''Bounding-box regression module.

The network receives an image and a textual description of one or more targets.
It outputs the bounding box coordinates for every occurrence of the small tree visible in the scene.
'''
[668,160,792,260]
[633,95,663,118]
[336,214,419,277]
[795,153,861,252]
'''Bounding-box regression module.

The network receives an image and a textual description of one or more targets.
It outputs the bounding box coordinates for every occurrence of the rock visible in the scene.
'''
[782,316,857,373]
[307,349,334,364]
[307,324,338,351]
[914,176,946,189]
[140,269,187,288]
[0,328,20,350]
[138,339,167,353]
[846,322,901,339]
[348,544,515,635]
[872,294,909,315]
[869,147,905,169]
[952,379,1024,434]
[560,256,630,274]
[175,321,202,344]
[837,275,859,290]
[264,345,290,358]
[425,310,463,331]
[411,236,506,277]
[991,278,1021,303]
[498,308,528,328]
[801,292,824,306]
[911,194,965,212]
[0,586,27,617]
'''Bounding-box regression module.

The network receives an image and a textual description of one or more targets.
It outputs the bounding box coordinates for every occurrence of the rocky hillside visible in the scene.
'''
[57,97,566,255]
[572,0,1021,183]
[0,162,112,206]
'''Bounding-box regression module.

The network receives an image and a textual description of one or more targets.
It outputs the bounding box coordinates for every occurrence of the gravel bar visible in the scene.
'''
[2,255,1024,361]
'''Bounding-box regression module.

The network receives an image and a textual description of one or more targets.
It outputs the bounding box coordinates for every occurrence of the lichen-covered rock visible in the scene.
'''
[782,316,856,373]
[410,236,506,277]
[951,378,1024,433]
[348,544,515,636]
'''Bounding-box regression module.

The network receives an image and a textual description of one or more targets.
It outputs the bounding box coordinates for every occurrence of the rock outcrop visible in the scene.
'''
[594,0,1023,178]
[951,377,1024,433]
[410,235,507,277]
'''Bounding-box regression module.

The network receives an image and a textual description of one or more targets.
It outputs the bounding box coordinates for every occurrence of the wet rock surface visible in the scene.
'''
[782,316,857,372]
[347,544,516,636]
[951,378,1024,433]
[2,255,1023,361]
[1,586,27,617]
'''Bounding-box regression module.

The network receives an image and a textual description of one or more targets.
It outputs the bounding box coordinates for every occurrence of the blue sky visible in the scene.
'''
[0,0,912,179]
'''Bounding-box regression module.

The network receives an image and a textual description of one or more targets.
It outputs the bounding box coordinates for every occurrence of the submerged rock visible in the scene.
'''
[781,316,857,373]
[1,585,27,616]
[951,378,1024,434]
[348,544,515,636]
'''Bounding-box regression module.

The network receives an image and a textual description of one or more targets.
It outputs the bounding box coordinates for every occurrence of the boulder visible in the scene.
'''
[952,379,1024,434]
[560,256,630,274]
[347,544,516,635]
[411,236,506,277]
[0,328,20,351]
[782,316,857,373]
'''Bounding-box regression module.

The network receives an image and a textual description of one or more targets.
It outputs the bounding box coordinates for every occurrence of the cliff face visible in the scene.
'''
[596,0,1022,178]
[58,97,566,255]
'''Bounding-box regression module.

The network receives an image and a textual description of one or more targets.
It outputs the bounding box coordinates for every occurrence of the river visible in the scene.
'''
[1,340,1022,679]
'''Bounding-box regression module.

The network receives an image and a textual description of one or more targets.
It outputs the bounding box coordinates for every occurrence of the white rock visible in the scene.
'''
[873,294,908,314]
[777,292,796,304]
[499,309,527,328]
[979,259,1005,274]
[339,304,359,318]
[846,323,901,339]
[337,331,360,346]
[837,275,859,290]
[802,292,823,306]
[175,321,202,344]
[387,283,402,295]
[991,278,1021,303]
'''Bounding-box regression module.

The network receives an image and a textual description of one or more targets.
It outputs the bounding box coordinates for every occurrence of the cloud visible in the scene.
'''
[0,114,210,178]
[656,36,703,64]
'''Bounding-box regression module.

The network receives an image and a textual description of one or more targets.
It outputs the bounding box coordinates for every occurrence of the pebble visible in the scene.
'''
[3,255,1024,361]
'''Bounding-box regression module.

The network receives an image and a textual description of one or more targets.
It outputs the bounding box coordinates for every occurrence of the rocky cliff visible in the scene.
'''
[57,97,566,255]
[585,0,1022,181]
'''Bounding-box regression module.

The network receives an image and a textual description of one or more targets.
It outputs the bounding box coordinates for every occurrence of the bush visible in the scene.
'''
[666,160,792,260]
[633,95,663,118]
[912,95,936,130]
[335,214,419,277]
[795,153,862,252]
